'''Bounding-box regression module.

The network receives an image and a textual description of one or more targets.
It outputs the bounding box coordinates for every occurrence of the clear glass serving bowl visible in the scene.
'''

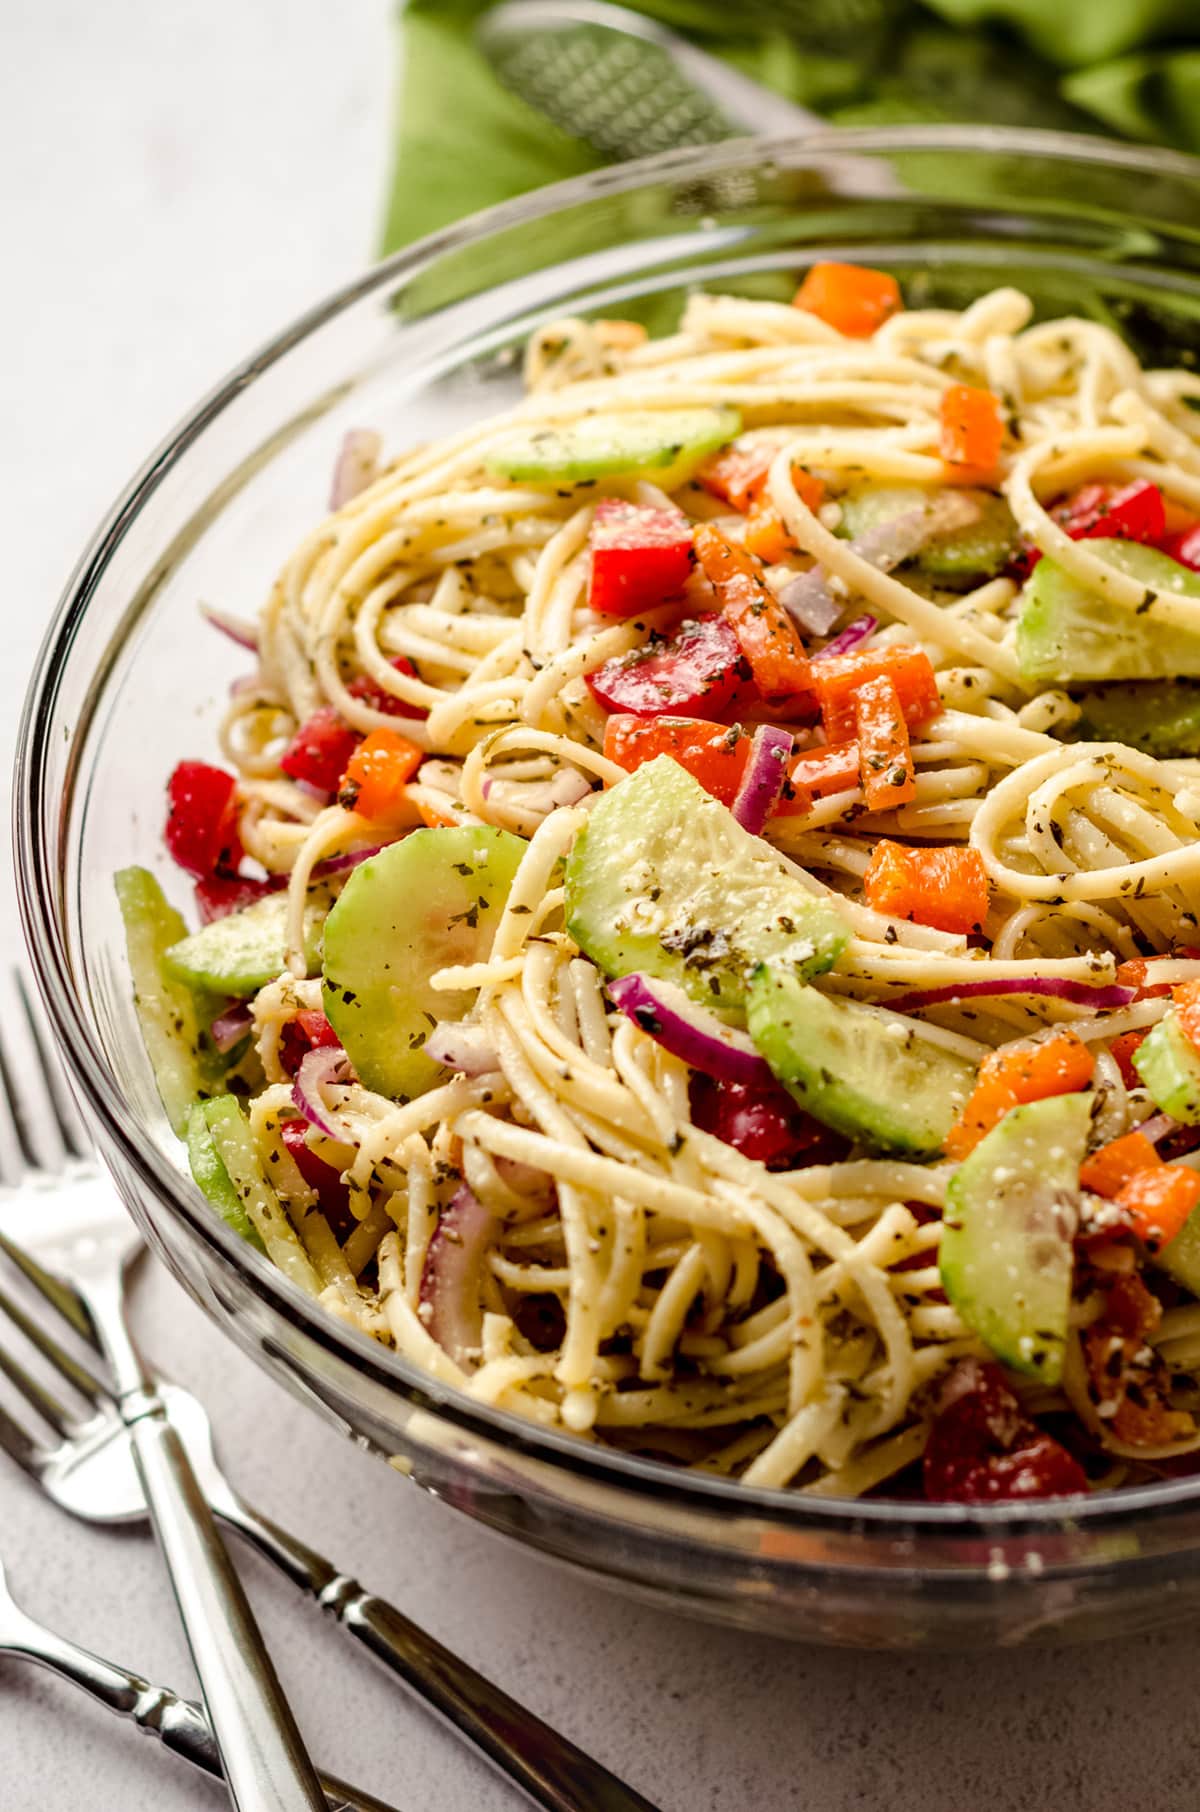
[20,128,1200,1650]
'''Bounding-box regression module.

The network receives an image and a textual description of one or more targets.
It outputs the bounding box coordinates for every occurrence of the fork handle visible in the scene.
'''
[123,1401,329,1812]
[220,1497,659,1812]
[3,1612,402,1812]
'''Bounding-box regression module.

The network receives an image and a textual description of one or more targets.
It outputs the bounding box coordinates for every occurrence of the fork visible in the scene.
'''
[0,969,658,1812]
[0,1552,400,1812]
[0,976,329,1812]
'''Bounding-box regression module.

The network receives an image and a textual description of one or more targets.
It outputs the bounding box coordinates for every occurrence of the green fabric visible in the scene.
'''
[381,2,1200,254]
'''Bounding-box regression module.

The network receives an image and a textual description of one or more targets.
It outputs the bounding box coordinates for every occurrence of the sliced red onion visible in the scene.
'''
[309,844,385,880]
[883,977,1136,1014]
[210,1003,252,1053]
[291,1044,354,1141]
[423,1021,500,1075]
[330,429,382,510]
[778,495,978,635]
[776,568,843,635]
[419,1185,498,1367]
[815,614,877,661]
[731,725,792,836]
[201,603,259,652]
[607,973,775,1087]
[1136,1112,1178,1145]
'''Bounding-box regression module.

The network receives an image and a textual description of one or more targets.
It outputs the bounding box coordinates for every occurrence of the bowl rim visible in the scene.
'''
[20,122,1200,1543]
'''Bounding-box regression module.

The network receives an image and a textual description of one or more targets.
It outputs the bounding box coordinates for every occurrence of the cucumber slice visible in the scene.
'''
[322,826,526,1101]
[1017,539,1200,685]
[487,406,741,489]
[186,1100,265,1252]
[165,889,330,997]
[564,757,848,1012]
[744,964,975,1157]
[114,866,225,1135]
[201,1096,322,1293]
[1133,1009,1200,1124]
[940,1091,1090,1384]
[1156,1197,1200,1297]
[837,484,1017,589]
[1074,679,1200,757]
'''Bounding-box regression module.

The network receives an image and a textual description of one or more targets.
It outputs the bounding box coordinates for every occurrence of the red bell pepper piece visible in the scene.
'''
[194,873,280,924]
[923,1359,1087,1503]
[603,714,751,806]
[278,1009,343,1077]
[588,499,694,617]
[347,655,425,719]
[587,613,746,719]
[689,1075,847,1170]
[165,761,242,879]
[1162,523,1200,572]
[280,707,361,794]
[281,1117,354,1240]
[1016,480,1169,577]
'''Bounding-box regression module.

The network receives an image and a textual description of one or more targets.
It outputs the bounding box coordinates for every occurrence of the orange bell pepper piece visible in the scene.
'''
[793,262,901,338]
[603,714,751,807]
[945,1030,1095,1162]
[854,674,915,812]
[939,383,1005,481]
[1117,1165,1200,1250]
[692,523,812,702]
[774,740,861,817]
[1080,1132,1160,1199]
[810,644,940,742]
[862,839,990,936]
[339,727,422,821]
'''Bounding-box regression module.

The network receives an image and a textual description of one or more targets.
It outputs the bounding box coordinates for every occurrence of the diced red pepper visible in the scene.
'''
[923,1359,1087,1503]
[1082,1273,1195,1447]
[810,645,940,742]
[280,706,361,794]
[165,761,242,879]
[586,613,746,719]
[603,714,751,806]
[194,873,280,924]
[588,499,694,617]
[689,1075,847,1170]
[1017,480,1170,577]
[854,674,915,812]
[347,655,425,720]
[278,1009,343,1078]
[793,262,901,338]
[1163,523,1200,571]
[281,1117,354,1240]
[863,840,990,935]
[1109,1029,1147,1088]
[693,524,813,702]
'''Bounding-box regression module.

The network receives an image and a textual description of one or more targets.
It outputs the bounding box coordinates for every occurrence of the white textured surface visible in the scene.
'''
[2,4,1199,1809]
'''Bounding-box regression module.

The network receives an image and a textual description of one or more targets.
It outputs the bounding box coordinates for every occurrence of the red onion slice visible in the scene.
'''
[419,1185,498,1367]
[210,1003,252,1053]
[815,614,877,661]
[731,725,792,835]
[1136,1112,1178,1145]
[607,973,775,1087]
[291,1044,354,1141]
[882,977,1136,1014]
[200,603,259,652]
[777,568,842,635]
[330,429,382,510]
[424,1021,501,1075]
[309,844,385,881]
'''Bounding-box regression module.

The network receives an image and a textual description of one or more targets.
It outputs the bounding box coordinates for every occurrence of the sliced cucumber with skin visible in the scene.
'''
[487,405,741,489]
[186,1100,265,1252]
[114,866,226,1135]
[1017,539,1200,685]
[837,484,1017,589]
[201,1096,322,1292]
[1156,1193,1200,1297]
[165,889,330,997]
[564,757,848,1012]
[1074,679,1200,757]
[939,1091,1090,1384]
[744,964,975,1157]
[322,826,526,1101]
[1133,1009,1200,1123]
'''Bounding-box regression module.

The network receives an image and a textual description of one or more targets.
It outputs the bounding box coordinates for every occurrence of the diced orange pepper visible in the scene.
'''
[1080,1132,1160,1199]
[416,795,459,828]
[603,713,751,807]
[743,507,793,565]
[854,675,915,812]
[1173,978,1200,1053]
[1117,958,1178,1001]
[862,840,990,936]
[1117,1164,1200,1250]
[811,645,940,742]
[939,384,1005,481]
[945,1030,1095,1162]
[339,727,422,821]
[774,740,861,816]
[1109,1029,1147,1088]
[793,262,901,338]
[693,523,812,701]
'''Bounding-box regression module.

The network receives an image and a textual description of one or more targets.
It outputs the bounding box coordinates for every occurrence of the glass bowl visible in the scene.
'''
[20,127,1200,1650]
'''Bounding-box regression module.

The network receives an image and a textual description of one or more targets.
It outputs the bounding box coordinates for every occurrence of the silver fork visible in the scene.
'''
[0,1552,400,1812]
[0,973,328,1812]
[0,970,658,1812]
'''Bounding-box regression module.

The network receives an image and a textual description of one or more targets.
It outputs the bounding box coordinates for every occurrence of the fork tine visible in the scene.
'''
[0,1278,109,1411]
[0,1335,74,1437]
[13,972,90,1162]
[0,1228,96,1345]
[0,1395,48,1477]
[0,971,66,1178]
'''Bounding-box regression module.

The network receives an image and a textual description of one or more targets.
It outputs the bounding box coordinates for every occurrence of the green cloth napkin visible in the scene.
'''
[380,1,1200,254]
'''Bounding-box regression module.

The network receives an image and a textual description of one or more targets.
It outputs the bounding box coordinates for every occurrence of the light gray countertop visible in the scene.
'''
[1,4,1197,1808]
